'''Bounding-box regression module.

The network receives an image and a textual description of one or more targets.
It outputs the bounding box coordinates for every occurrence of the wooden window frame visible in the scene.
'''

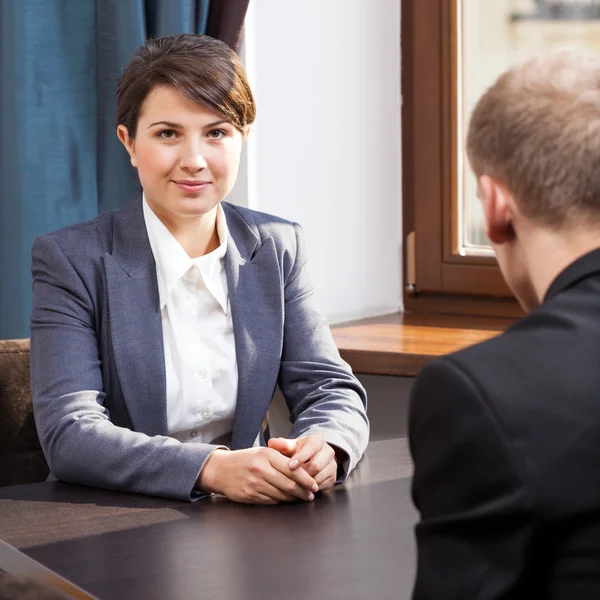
[402,0,522,319]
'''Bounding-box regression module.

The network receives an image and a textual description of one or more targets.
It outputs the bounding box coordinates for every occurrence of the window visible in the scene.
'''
[402,0,600,317]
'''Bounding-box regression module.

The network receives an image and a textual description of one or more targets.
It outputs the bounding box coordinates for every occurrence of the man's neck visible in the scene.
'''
[523,225,600,305]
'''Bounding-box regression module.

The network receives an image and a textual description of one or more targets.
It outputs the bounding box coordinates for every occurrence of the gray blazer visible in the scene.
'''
[30,192,369,501]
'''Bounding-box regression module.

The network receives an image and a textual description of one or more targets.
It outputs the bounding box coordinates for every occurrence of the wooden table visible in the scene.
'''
[0,439,415,600]
[332,312,510,376]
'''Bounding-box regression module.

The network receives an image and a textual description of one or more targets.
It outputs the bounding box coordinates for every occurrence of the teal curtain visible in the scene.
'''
[0,0,211,339]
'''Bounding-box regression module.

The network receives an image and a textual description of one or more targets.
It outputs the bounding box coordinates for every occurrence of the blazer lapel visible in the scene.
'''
[223,204,284,450]
[104,192,167,436]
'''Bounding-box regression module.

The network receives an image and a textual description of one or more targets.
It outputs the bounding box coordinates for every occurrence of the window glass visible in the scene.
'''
[458,0,600,254]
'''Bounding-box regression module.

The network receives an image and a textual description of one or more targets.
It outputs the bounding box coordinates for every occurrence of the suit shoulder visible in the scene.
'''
[223,202,297,235]
[435,301,588,426]
[448,302,574,374]
[222,202,301,257]
[438,323,529,396]
[33,210,116,262]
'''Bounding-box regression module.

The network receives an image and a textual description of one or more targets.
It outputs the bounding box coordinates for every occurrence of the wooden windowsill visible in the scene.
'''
[331,312,512,377]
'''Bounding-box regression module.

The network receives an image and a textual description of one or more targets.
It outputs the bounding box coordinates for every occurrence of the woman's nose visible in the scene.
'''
[180,142,208,172]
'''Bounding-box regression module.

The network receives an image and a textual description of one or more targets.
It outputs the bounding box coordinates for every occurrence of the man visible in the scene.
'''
[410,48,600,599]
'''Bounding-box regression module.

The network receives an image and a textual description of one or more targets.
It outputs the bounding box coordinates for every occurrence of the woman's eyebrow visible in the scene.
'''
[146,119,230,129]
[147,120,182,129]
[203,119,230,129]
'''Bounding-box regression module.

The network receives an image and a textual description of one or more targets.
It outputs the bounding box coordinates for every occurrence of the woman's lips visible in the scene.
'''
[173,180,210,193]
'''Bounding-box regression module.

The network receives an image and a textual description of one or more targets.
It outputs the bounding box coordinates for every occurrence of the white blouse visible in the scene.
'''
[143,196,238,446]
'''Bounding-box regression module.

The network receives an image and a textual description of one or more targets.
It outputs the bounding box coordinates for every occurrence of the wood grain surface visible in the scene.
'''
[332,312,510,376]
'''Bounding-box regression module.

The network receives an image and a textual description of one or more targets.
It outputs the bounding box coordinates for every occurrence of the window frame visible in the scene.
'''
[402,0,522,318]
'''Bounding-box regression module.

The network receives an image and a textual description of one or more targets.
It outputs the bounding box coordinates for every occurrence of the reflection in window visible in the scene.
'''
[457,0,600,254]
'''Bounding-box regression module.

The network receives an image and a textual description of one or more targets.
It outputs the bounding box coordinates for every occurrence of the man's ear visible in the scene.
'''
[117,125,137,167]
[479,175,516,244]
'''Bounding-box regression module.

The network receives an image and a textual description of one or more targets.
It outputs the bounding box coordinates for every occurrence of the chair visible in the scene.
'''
[0,340,49,487]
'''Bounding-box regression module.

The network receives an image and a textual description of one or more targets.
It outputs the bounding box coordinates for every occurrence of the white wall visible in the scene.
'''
[235,0,402,324]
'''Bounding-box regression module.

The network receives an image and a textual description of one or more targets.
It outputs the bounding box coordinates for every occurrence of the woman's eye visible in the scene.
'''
[158,129,178,140]
[208,129,226,140]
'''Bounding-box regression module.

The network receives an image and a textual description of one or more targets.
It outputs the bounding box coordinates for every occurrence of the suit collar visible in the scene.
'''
[111,190,155,276]
[111,193,261,272]
[545,247,600,302]
[221,202,260,263]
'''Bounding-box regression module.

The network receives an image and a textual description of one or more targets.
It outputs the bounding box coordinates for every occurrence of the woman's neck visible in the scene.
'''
[175,221,220,258]
[155,204,220,258]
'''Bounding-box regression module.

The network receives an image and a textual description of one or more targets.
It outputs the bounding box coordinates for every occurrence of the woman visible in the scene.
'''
[30,34,368,503]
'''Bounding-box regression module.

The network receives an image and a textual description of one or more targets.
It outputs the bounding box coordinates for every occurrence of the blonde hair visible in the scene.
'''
[466,47,600,227]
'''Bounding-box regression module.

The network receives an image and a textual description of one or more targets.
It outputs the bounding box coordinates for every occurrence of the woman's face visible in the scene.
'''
[117,84,244,226]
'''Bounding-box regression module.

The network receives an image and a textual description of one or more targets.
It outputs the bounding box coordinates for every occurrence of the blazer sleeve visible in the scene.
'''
[409,357,535,599]
[277,223,369,480]
[30,234,219,502]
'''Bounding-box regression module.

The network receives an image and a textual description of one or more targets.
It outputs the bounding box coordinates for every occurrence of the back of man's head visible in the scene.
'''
[467,47,600,229]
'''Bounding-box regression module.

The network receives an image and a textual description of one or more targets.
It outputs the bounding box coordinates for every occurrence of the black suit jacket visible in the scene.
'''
[409,248,600,599]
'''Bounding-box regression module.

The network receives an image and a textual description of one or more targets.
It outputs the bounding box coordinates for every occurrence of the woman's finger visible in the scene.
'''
[267,451,319,496]
[260,477,312,503]
[289,435,325,469]
[313,459,338,487]
[267,437,297,457]
[302,445,335,477]
[317,473,337,492]
[240,492,280,505]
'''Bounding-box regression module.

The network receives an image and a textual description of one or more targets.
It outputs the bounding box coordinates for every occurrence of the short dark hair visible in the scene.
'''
[467,47,600,228]
[116,34,256,139]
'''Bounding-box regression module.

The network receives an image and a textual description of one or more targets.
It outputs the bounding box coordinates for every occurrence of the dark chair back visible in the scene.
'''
[0,340,49,487]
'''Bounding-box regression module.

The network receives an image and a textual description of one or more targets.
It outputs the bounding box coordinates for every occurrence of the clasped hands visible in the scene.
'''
[198,434,338,505]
